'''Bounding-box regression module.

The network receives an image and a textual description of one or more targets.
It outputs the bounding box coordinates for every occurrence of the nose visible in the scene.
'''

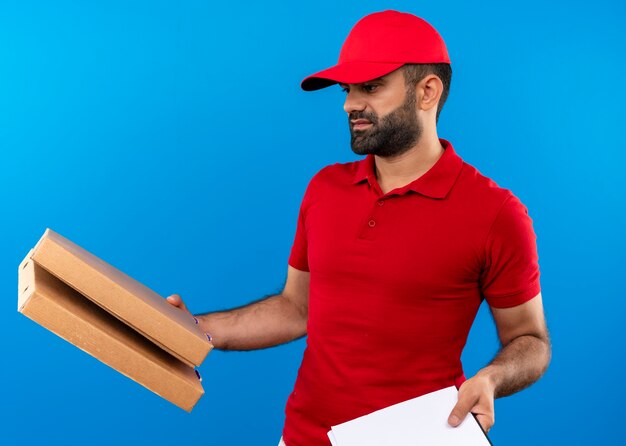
[343,88,367,114]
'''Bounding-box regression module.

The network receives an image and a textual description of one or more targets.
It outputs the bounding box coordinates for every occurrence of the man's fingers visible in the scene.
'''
[474,413,494,433]
[448,394,474,427]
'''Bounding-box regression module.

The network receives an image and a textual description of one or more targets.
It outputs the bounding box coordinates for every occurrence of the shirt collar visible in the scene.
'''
[351,138,464,199]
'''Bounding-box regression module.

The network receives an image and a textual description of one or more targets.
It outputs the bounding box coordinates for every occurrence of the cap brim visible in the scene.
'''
[301,61,405,91]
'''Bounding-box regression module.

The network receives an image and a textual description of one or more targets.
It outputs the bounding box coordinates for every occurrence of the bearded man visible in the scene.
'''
[167,10,551,446]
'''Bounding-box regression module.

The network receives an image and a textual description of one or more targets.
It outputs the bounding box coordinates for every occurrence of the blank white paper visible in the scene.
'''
[327,429,339,446]
[327,386,491,446]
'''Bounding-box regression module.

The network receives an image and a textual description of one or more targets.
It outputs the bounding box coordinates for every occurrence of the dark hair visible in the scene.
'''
[402,63,452,123]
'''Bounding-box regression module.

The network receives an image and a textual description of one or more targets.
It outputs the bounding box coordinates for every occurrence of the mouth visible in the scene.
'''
[351,119,373,131]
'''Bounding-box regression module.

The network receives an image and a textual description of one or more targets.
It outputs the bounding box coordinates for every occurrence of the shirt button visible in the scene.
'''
[368,219,376,227]
[377,200,384,206]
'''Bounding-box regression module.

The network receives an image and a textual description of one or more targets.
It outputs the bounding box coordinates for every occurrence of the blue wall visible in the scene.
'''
[1,1,623,444]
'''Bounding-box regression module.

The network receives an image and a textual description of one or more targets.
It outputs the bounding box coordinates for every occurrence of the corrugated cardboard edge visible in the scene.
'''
[18,249,35,312]
[31,228,212,366]
[18,254,205,412]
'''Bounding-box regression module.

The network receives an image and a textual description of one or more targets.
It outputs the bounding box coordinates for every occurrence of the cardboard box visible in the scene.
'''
[17,229,212,412]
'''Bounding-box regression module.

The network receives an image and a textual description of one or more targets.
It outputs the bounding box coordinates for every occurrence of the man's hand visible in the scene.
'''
[447,372,496,433]
[448,294,551,434]
[166,293,215,344]
[166,293,193,319]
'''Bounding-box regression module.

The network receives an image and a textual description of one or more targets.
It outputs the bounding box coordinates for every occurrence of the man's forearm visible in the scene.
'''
[195,293,307,351]
[448,296,550,431]
[478,334,551,398]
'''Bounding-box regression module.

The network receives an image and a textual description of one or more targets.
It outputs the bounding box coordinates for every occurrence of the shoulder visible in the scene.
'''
[297,159,361,211]
[316,159,361,179]
[306,158,362,190]
[456,160,521,211]
[451,160,535,241]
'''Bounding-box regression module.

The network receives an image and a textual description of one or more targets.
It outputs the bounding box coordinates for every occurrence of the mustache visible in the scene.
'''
[349,111,378,125]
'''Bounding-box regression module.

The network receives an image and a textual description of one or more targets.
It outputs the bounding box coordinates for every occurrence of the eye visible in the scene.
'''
[339,85,349,93]
[363,84,379,93]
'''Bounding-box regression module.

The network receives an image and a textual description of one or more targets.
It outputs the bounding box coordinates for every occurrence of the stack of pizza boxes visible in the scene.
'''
[17,228,213,411]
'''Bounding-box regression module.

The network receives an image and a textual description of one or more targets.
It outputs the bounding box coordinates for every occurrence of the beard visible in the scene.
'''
[349,89,422,158]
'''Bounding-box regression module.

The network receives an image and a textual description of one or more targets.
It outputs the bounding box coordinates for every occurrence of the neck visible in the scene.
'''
[374,132,445,194]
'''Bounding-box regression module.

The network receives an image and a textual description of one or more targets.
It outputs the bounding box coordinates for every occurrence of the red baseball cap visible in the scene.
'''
[301,10,450,91]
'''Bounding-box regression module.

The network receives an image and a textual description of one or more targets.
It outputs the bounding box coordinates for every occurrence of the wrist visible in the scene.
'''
[476,365,500,394]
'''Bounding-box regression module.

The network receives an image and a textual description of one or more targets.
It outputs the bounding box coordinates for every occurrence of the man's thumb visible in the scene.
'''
[166,294,187,310]
[448,400,471,427]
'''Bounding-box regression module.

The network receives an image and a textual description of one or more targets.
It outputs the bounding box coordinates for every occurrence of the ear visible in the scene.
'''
[416,74,443,113]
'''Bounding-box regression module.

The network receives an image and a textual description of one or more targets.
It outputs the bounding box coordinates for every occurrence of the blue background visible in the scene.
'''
[1,0,624,444]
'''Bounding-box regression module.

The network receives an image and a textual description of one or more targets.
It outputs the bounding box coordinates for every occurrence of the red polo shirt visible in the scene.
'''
[282,138,541,446]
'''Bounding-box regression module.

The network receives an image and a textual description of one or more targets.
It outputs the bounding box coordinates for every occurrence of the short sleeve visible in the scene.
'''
[480,194,541,308]
[288,202,309,272]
